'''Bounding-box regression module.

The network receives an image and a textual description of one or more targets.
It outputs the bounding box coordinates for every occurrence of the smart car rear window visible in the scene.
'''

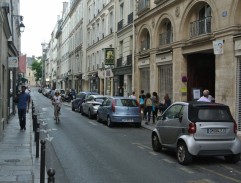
[189,106,233,122]
[115,99,138,107]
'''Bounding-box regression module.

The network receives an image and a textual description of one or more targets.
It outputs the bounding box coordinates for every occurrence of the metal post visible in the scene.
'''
[36,120,40,158]
[33,114,37,134]
[40,140,46,183]
[47,168,55,183]
[32,106,35,120]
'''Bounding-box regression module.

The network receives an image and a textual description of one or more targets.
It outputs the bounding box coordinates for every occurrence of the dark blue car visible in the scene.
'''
[71,91,99,112]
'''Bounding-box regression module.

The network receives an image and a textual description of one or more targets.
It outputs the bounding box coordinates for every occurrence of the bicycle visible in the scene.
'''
[54,104,61,124]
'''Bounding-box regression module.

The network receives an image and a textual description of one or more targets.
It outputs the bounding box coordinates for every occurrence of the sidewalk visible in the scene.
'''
[0,112,45,183]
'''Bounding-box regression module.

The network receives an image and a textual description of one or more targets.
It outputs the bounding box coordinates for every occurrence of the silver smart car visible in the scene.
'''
[152,101,241,165]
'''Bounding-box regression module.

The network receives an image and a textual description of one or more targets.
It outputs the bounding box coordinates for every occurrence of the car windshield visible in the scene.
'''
[95,98,106,103]
[189,106,233,122]
[115,99,138,107]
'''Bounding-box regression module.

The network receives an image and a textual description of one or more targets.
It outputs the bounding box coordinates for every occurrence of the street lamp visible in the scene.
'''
[12,15,25,33]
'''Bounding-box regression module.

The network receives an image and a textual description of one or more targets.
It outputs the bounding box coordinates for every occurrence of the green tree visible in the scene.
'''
[31,57,42,81]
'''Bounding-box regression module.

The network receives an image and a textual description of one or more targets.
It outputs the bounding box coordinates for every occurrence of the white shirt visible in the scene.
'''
[197,96,210,102]
[130,95,137,99]
[53,95,62,105]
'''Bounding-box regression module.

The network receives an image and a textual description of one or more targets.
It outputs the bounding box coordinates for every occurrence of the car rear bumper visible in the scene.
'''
[111,115,141,123]
[183,136,241,156]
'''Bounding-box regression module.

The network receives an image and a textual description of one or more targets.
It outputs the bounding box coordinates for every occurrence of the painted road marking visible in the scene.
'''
[162,158,175,164]
[179,167,194,174]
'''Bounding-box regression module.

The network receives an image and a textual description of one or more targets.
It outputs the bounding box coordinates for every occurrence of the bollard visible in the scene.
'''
[40,140,46,183]
[47,168,55,183]
[32,106,35,120]
[33,114,37,133]
[35,119,40,142]
[36,120,40,157]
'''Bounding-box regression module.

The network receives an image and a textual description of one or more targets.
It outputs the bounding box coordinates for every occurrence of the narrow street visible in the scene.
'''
[30,88,241,183]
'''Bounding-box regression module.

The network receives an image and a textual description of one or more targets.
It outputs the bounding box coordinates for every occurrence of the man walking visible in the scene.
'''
[16,85,31,130]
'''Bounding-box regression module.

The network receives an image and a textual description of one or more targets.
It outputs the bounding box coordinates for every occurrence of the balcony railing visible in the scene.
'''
[190,16,212,37]
[159,30,173,46]
[141,40,150,51]
[126,54,132,65]
[117,57,123,67]
[137,0,150,14]
[128,12,133,24]
[118,19,123,31]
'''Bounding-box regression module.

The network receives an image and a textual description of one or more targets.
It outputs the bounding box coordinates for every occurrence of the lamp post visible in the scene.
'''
[12,15,25,33]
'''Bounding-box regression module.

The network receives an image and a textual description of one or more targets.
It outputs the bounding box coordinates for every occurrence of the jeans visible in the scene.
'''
[18,108,26,129]
[145,106,152,122]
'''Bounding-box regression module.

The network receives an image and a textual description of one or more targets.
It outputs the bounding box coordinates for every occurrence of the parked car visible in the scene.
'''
[151,101,241,165]
[96,96,142,128]
[81,95,109,119]
[72,91,99,112]
[42,88,51,97]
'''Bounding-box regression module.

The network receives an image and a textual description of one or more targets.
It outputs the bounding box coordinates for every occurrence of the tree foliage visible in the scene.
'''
[31,57,42,81]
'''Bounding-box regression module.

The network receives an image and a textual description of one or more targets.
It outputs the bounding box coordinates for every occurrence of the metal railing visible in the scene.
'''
[159,30,173,46]
[126,54,132,65]
[118,19,123,31]
[137,0,150,14]
[117,57,123,67]
[128,12,133,24]
[190,16,212,37]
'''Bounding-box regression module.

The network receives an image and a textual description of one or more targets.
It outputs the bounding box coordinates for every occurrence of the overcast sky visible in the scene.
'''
[20,0,68,57]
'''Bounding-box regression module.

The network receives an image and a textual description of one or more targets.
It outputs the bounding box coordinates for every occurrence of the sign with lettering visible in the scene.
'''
[8,57,18,68]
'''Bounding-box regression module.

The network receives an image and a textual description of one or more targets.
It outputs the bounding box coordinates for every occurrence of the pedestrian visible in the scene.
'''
[159,93,171,113]
[144,92,152,124]
[152,92,159,124]
[197,89,211,102]
[139,90,146,120]
[15,85,31,130]
[129,91,136,99]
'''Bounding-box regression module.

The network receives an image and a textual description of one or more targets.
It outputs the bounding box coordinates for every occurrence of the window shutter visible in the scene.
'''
[237,59,241,131]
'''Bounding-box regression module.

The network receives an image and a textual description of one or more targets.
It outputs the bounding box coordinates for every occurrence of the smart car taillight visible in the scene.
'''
[112,101,116,112]
[234,121,237,134]
[188,122,196,134]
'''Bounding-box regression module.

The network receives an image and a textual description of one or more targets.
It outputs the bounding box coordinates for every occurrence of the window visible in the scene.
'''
[164,105,183,120]
[159,64,173,101]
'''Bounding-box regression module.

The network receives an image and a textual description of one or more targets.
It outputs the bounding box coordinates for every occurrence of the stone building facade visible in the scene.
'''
[134,0,241,130]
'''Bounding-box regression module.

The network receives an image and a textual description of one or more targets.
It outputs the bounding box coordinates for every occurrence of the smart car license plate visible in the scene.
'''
[207,128,226,134]
[122,119,134,122]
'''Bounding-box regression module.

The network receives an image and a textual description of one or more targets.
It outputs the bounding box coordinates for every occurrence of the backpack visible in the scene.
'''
[140,97,144,105]
[145,98,152,106]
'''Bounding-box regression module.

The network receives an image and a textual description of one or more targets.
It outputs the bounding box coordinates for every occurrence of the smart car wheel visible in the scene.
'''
[224,153,241,163]
[152,133,162,152]
[107,116,112,127]
[72,106,75,111]
[177,142,193,165]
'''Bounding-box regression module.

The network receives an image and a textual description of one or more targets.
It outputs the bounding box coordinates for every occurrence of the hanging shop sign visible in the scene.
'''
[105,48,115,65]
[8,57,18,68]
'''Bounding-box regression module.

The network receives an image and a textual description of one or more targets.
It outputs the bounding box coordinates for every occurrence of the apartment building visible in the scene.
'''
[47,0,241,130]
[134,0,241,129]
[0,0,24,140]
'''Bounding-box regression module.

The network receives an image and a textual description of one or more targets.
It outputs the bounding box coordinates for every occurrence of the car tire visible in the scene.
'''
[80,107,84,115]
[97,113,102,122]
[152,133,162,152]
[135,123,141,128]
[72,106,75,111]
[88,109,92,119]
[177,142,193,165]
[107,116,112,127]
[224,154,241,163]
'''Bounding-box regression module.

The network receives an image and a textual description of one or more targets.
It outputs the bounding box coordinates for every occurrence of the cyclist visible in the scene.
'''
[52,90,62,120]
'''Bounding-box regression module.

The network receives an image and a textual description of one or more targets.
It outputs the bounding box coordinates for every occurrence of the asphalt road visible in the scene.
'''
[32,88,241,183]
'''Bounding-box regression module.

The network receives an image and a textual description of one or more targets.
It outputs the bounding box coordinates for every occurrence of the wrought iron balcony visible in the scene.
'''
[128,12,133,24]
[126,54,132,65]
[137,0,150,14]
[117,57,123,67]
[141,40,150,51]
[118,19,123,31]
[159,30,173,46]
[190,16,212,37]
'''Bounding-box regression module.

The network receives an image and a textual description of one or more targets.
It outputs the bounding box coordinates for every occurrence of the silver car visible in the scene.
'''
[96,96,142,128]
[152,101,241,165]
[81,95,108,119]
